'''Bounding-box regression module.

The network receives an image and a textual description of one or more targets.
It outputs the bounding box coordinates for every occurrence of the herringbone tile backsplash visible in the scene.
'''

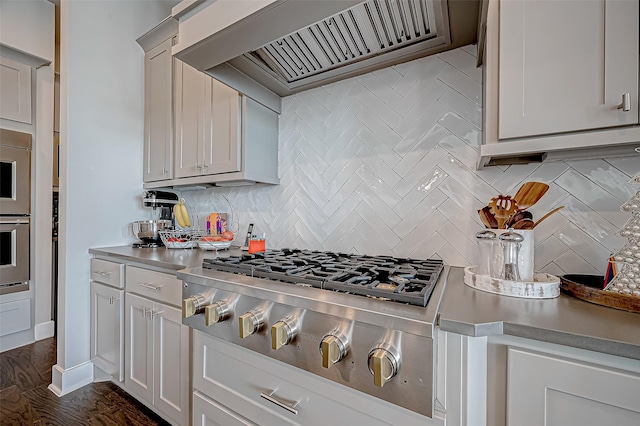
[189,44,640,276]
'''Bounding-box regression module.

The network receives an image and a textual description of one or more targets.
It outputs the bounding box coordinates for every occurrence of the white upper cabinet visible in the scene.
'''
[174,61,241,179]
[0,56,32,124]
[143,37,174,182]
[480,0,640,167]
[499,0,638,139]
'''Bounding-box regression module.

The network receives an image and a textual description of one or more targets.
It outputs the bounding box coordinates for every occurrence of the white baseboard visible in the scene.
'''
[34,321,55,341]
[49,361,94,397]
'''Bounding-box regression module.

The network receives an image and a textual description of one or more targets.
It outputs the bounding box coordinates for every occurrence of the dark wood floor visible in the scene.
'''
[0,338,170,425]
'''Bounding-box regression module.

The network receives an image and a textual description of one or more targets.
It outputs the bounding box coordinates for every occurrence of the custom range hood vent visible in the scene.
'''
[248,0,440,84]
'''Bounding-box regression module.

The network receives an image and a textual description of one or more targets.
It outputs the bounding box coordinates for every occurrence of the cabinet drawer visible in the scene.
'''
[193,332,427,426]
[91,259,124,288]
[125,265,181,306]
[193,391,254,426]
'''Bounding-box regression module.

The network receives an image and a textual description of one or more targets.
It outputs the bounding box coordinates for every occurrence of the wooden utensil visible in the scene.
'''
[505,210,533,228]
[488,195,518,228]
[533,206,565,228]
[478,206,498,229]
[513,182,550,210]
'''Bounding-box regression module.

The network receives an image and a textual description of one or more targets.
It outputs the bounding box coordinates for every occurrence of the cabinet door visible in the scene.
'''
[0,56,32,124]
[498,0,639,139]
[202,78,241,175]
[144,38,174,182]
[90,282,124,381]
[193,391,254,426]
[125,293,154,404]
[508,348,640,426]
[175,60,206,178]
[153,301,189,426]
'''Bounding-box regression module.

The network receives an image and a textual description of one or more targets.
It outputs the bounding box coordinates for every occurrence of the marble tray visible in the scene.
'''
[464,266,560,299]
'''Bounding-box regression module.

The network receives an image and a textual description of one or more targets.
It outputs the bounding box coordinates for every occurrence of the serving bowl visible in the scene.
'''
[132,219,173,244]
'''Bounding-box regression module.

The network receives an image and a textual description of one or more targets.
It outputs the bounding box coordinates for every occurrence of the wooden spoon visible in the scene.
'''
[513,182,550,210]
[533,206,565,228]
[478,206,498,229]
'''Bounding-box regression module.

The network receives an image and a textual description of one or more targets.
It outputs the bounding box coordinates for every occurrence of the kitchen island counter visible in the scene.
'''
[439,266,640,361]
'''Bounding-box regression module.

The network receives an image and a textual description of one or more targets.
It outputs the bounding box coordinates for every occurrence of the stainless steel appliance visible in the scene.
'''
[179,249,447,418]
[132,190,178,248]
[0,129,31,294]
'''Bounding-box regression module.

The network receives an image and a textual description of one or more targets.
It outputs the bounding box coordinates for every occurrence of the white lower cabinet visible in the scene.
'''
[193,391,254,426]
[507,348,640,426]
[90,258,124,381]
[125,291,189,426]
[90,282,124,381]
[441,330,640,426]
[193,330,436,426]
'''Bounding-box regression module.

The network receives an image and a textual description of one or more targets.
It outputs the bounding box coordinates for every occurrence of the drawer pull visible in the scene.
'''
[108,296,120,305]
[138,282,163,291]
[94,271,112,277]
[260,389,300,415]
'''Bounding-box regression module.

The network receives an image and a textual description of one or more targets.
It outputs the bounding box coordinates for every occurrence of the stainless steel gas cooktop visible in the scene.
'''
[202,248,444,307]
[179,248,448,418]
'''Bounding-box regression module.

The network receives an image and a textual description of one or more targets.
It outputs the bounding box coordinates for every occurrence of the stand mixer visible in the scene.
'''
[132,190,179,248]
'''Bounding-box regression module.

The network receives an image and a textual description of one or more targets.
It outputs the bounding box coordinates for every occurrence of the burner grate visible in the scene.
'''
[202,249,444,306]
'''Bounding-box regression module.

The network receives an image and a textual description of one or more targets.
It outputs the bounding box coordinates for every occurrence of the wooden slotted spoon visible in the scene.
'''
[513,182,550,210]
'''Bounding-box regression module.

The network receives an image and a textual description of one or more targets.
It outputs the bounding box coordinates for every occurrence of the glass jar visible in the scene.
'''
[475,230,497,277]
[499,231,524,281]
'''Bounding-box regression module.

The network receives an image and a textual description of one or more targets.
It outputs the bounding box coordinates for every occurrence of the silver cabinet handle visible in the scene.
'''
[109,296,120,305]
[260,389,300,415]
[141,307,148,318]
[138,282,163,291]
[618,93,631,112]
[149,310,164,319]
[94,271,112,277]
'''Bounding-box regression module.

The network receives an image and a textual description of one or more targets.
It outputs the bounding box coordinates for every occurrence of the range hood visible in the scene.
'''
[173,0,479,105]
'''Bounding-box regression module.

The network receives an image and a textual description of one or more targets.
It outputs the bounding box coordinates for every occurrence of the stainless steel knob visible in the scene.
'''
[319,334,348,368]
[205,301,231,326]
[182,294,206,318]
[367,347,400,387]
[271,318,298,350]
[238,309,264,338]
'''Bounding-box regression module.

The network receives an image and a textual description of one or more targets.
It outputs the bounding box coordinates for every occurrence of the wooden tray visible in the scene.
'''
[560,275,640,314]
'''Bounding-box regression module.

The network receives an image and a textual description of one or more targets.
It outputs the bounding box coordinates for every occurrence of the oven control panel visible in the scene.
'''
[182,281,434,418]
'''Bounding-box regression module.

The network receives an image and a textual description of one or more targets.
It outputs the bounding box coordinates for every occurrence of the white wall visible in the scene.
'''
[190,45,640,277]
[53,0,176,395]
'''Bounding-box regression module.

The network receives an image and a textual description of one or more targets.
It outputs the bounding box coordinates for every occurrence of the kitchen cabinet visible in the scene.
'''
[507,347,640,426]
[142,36,174,182]
[124,266,189,426]
[0,56,32,124]
[438,331,640,426]
[174,60,241,179]
[193,391,253,426]
[90,258,124,381]
[480,0,640,167]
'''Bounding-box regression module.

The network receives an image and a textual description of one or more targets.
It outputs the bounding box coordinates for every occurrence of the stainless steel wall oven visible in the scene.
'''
[0,129,31,295]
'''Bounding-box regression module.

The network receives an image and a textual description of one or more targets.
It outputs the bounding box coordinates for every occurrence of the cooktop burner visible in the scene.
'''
[202,248,444,306]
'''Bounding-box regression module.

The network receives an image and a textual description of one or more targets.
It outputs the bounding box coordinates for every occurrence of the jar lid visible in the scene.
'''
[499,231,524,242]
[475,230,497,240]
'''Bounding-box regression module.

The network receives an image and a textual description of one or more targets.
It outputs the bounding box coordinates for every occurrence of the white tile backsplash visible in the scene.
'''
[188,45,639,275]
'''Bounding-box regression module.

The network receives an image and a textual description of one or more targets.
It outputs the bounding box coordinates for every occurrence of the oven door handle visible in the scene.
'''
[0,217,29,224]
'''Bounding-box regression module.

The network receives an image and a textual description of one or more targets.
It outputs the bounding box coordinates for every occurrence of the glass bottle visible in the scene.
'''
[475,230,497,277]
[499,231,524,281]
